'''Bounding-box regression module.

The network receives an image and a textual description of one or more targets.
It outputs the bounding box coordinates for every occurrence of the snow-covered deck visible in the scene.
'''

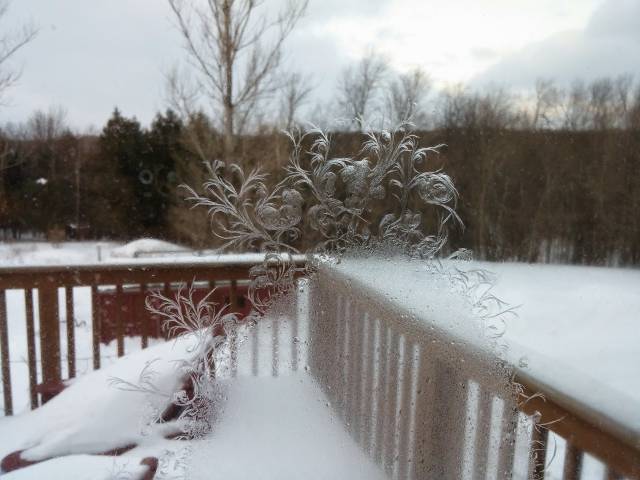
[0,247,638,479]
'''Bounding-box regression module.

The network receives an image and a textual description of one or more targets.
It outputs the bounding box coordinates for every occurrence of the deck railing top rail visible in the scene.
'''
[321,258,640,479]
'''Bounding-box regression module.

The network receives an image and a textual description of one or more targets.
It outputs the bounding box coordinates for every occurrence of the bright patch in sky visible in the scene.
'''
[320,0,601,85]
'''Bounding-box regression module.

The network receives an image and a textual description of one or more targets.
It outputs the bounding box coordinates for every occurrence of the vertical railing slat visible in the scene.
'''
[229,280,238,310]
[496,400,519,479]
[431,360,466,478]
[162,282,171,341]
[0,289,12,415]
[91,285,100,370]
[374,323,390,464]
[562,443,583,480]
[290,278,299,372]
[360,313,376,455]
[39,284,61,402]
[350,308,365,442]
[65,287,76,378]
[397,339,417,480]
[116,284,124,356]
[474,387,493,477]
[382,330,400,472]
[529,424,549,479]
[140,284,148,349]
[24,289,38,409]
[411,343,437,480]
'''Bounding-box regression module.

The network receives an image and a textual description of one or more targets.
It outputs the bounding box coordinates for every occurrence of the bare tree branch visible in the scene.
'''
[337,51,388,129]
[167,0,308,160]
[0,0,38,106]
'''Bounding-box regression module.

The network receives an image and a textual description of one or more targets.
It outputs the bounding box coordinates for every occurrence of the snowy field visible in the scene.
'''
[0,241,638,479]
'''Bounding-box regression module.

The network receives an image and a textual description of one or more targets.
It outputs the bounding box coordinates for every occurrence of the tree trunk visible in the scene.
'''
[222,0,234,162]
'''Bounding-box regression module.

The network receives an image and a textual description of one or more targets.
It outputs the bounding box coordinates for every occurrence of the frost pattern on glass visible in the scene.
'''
[184,122,459,257]
[111,122,519,472]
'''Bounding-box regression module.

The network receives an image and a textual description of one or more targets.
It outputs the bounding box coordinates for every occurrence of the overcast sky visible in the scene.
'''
[0,0,638,130]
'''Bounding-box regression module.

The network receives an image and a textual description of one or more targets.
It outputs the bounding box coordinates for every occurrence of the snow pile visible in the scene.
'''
[0,336,198,463]
[109,239,191,258]
[0,242,120,266]
[187,373,387,480]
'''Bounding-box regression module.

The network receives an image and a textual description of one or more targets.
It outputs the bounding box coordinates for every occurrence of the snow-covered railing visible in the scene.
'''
[306,260,640,480]
[1,259,639,479]
[0,260,264,412]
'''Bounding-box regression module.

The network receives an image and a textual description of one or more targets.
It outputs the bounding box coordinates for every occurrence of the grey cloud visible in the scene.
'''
[473,0,640,89]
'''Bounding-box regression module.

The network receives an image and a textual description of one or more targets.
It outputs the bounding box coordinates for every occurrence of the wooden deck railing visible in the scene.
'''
[307,264,640,480]
[1,260,638,479]
[517,374,640,480]
[0,260,258,411]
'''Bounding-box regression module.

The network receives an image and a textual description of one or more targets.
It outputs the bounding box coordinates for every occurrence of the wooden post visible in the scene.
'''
[116,285,124,356]
[474,387,493,477]
[0,289,12,415]
[39,284,61,403]
[529,425,549,479]
[65,287,76,378]
[496,401,518,479]
[397,340,417,480]
[91,285,100,370]
[562,443,583,480]
[229,280,238,310]
[140,284,148,349]
[374,323,390,464]
[24,289,38,409]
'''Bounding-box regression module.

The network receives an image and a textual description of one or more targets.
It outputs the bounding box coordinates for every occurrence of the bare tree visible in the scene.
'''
[337,51,388,128]
[562,80,590,130]
[628,82,640,130]
[386,67,431,126]
[26,105,68,142]
[531,78,562,129]
[613,74,633,128]
[279,71,312,130]
[0,0,38,105]
[167,0,307,160]
[589,77,615,130]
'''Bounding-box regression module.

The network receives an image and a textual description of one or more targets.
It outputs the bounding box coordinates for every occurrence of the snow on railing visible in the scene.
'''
[0,260,639,479]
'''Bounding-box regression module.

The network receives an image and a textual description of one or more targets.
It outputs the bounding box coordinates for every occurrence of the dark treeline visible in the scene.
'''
[0,73,639,266]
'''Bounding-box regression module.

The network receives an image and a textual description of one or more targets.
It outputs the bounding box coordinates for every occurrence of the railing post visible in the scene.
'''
[24,289,38,409]
[529,424,549,479]
[562,443,583,480]
[91,285,100,370]
[140,284,148,349]
[38,284,61,403]
[116,284,124,356]
[0,289,12,415]
[65,287,76,378]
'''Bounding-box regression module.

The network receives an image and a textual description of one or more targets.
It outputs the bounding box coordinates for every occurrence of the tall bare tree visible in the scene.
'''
[337,51,388,129]
[167,0,307,160]
[386,67,430,126]
[562,80,590,130]
[279,71,312,130]
[531,78,562,129]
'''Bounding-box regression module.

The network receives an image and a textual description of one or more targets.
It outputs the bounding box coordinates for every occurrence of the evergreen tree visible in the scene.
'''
[99,108,148,236]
